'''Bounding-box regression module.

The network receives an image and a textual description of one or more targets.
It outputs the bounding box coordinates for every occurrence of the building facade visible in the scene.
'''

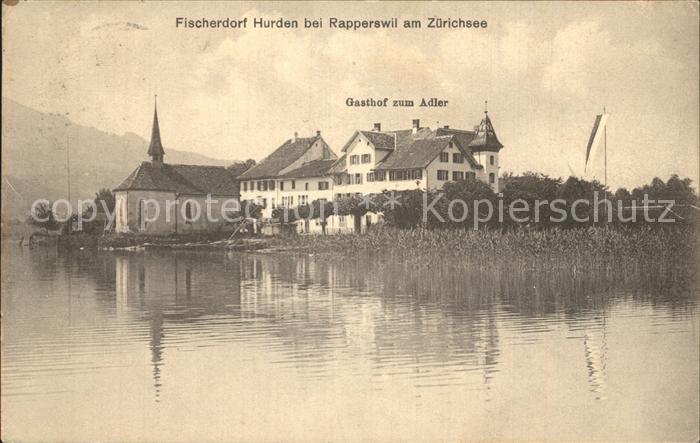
[241,111,504,224]
[114,106,504,235]
[238,131,337,219]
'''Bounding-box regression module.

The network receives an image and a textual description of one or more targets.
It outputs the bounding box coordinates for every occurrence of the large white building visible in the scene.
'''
[238,131,337,220]
[240,111,504,231]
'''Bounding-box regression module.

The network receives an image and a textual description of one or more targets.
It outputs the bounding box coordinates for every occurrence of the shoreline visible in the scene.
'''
[85,225,698,264]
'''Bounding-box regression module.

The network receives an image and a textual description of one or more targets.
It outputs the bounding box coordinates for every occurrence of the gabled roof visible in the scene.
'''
[435,127,476,149]
[328,154,347,174]
[170,164,240,195]
[359,131,396,150]
[114,162,238,195]
[238,136,325,180]
[371,129,482,171]
[280,159,336,179]
[438,130,482,169]
[467,112,503,152]
[375,136,454,170]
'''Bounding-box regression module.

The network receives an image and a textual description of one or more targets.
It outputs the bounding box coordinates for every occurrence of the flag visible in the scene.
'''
[585,113,609,172]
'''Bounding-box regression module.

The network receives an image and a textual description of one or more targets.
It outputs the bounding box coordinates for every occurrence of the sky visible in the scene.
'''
[2,1,698,191]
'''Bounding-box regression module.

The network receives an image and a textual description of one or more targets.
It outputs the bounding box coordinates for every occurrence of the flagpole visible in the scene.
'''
[603,106,607,190]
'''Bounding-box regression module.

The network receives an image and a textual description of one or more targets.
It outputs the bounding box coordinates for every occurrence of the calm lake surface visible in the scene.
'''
[2,247,698,441]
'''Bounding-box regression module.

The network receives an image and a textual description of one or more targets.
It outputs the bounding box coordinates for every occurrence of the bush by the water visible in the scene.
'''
[285,173,697,230]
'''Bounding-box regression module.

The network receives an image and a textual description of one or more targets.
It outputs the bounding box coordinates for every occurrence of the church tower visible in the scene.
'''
[148,97,165,165]
[468,101,504,190]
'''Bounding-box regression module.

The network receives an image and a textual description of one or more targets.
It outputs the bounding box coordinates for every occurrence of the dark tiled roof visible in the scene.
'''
[239,136,325,180]
[280,159,336,178]
[226,162,253,178]
[328,155,347,174]
[375,136,454,170]
[114,162,239,195]
[436,127,476,149]
[359,131,396,150]
[170,164,239,195]
[467,113,503,151]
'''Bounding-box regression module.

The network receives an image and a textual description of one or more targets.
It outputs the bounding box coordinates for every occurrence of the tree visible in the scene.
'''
[553,176,607,227]
[94,188,115,213]
[28,201,59,233]
[614,187,631,203]
[224,199,262,222]
[442,177,497,228]
[227,159,256,177]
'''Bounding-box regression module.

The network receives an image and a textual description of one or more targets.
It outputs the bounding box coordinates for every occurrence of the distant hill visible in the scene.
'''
[1,98,233,220]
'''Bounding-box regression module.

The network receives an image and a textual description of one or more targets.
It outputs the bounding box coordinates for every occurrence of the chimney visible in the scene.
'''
[316,130,321,137]
[443,125,450,129]
[412,119,420,134]
[293,131,298,142]
[373,122,381,132]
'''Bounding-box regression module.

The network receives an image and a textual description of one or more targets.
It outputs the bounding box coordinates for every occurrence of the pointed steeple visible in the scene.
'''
[468,101,504,152]
[148,96,165,164]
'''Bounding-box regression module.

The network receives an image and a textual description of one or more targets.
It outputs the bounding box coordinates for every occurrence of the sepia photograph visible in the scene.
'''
[1,1,698,441]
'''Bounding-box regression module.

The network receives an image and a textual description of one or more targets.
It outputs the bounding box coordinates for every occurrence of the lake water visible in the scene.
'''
[2,248,698,441]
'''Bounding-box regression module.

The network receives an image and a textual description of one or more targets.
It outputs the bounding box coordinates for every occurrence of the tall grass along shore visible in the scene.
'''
[267,225,697,270]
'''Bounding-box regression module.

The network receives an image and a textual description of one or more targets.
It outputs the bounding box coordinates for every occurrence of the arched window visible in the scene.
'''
[489,173,495,184]
[184,201,193,224]
[138,199,145,230]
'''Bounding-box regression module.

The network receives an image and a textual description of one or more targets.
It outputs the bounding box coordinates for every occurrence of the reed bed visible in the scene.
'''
[268,225,698,272]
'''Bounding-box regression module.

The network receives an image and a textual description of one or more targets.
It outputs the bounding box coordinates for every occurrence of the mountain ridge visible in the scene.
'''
[1,98,234,219]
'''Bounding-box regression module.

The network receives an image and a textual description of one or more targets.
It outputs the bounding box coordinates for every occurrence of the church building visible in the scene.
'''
[113,102,240,235]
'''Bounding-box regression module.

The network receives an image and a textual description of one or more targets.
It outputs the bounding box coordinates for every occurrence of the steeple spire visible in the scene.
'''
[468,100,504,152]
[148,95,165,164]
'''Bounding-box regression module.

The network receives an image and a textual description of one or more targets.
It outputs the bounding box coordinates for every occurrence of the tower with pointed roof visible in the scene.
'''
[148,96,165,165]
[467,101,503,190]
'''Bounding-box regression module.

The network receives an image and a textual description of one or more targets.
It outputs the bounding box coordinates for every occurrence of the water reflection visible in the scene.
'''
[1,248,698,441]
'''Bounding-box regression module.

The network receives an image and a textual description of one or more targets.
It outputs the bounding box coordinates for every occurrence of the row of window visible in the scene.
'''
[243,180,290,192]
[389,169,423,181]
[244,155,496,192]
[434,170,495,184]
[258,195,313,209]
[334,192,363,200]
[436,170,478,181]
[333,169,424,185]
[349,153,372,165]
[439,152,496,166]
[243,180,329,192]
